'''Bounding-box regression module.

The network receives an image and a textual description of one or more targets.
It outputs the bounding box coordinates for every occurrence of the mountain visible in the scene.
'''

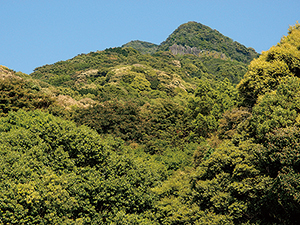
[1,22,300,224]
[122,22,259,64]
[158,21,259,63]
[122,40,158,54]
[31,21,256,89]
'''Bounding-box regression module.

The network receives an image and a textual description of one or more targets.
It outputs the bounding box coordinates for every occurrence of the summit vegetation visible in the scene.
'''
[0,21,300,224]
[158,21,259,63]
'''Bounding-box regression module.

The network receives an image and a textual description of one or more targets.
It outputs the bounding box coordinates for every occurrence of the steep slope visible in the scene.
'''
[158,21,259,63]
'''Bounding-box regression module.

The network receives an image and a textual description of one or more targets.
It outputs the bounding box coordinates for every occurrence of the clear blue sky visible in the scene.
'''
[1,0,299,74]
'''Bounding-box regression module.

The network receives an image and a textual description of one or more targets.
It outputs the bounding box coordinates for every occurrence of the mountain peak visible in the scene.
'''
[158,21,259,63]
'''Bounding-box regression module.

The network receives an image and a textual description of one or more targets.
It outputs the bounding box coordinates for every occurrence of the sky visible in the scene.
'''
[1,0,299,74]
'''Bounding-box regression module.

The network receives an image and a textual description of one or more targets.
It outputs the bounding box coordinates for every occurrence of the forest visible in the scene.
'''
[0,21,300,224]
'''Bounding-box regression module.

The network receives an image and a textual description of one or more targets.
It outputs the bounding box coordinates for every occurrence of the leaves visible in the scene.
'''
[238,23,300,106]
[0,110,166,223]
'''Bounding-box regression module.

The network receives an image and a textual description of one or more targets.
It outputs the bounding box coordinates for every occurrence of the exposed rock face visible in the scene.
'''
[169,44,227,60]
[169,44,202,56]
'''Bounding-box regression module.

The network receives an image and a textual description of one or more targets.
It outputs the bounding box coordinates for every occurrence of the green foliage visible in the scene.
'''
[0,110,166,224]
[73,100,145,142]
[185,79,238,139]
[238,23,300,106]
[191,140,273,224]
[3,22,300,225]
[201,57,248,84]
[247,77,300,141]
[218,107,251,140]
[122,40,159,55]
[151,170,202,224]
[253,126,300,224]
[0,77,54,116]
[98,83,138,101]
[130,73,152,91]
[30,24,253,101]
[159,21,259,64]
[142,99,185,142]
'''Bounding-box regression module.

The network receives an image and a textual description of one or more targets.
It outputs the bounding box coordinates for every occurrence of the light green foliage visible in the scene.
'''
[238,22,300,106]
[248,76,300,141]
[130,73,151,91]
[185,79,238,139]
[152,170,202,224]
[3,22,300,225]
[151,140,274,224]
[30,32,252,102]
[194,211,234,225]
[191,140,273,224]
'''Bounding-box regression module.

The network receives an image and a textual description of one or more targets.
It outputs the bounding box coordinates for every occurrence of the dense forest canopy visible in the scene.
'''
[1,22,300,224]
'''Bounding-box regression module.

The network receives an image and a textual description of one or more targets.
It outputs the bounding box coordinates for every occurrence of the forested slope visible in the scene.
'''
[122,40,158,55]
[0,22,300,224]
[158,21,259,63]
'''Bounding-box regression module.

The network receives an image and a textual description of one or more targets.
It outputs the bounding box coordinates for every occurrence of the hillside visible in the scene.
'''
[31,21,255,91]
[158,21,259,63]
[122,40,158,54]
[1,22,300,224]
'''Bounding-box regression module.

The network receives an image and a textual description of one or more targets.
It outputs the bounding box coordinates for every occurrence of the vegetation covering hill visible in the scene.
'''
[159,21,259,63]
[122,40,158,54]
[1,22,300,224]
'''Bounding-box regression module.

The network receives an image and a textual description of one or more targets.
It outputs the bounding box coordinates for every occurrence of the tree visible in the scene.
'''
[238,22,300,107]
[247,76,300,142]
[73,100,145,142]
[184,79,238,139]
[0,77,54,116]
[254,126,300,224]
[0,110,166,223]
[191,140,273,224]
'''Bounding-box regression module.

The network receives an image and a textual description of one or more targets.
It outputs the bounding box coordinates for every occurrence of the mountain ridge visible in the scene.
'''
[122,40,158,54]
[122,21,258,63]
[30,21,255,90]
